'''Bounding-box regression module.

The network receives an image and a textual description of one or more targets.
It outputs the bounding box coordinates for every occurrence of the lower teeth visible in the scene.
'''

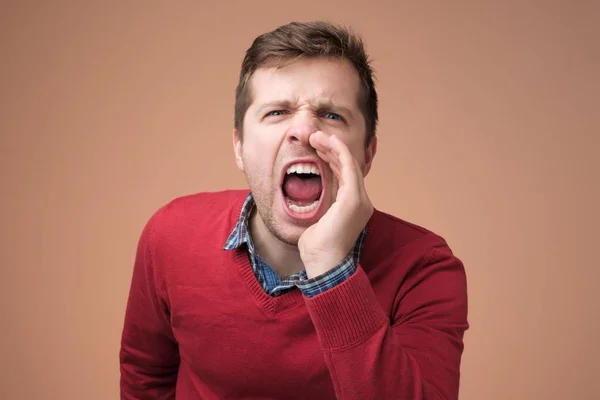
[287,199,319,214]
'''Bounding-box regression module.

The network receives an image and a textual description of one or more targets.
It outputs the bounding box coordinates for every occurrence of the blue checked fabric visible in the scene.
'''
[224,192,366,298]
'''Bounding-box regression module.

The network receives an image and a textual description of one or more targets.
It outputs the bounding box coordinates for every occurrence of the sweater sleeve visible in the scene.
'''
[303,239,469,399]
[119,214,180,399]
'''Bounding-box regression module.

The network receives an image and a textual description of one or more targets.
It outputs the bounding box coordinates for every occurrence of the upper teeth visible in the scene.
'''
[286,163,320,175]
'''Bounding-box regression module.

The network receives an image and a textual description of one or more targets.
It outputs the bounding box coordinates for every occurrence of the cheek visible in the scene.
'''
[245,130,282,165]
[242,142,275,177]
[344,140,366,164]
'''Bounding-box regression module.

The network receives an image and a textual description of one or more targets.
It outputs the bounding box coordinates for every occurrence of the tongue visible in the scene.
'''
[283,175,322,203]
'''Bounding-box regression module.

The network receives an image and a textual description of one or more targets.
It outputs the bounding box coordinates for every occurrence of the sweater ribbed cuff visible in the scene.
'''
[304,266,388,351]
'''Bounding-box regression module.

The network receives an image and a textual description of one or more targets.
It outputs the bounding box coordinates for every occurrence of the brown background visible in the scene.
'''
[1,1,598,399]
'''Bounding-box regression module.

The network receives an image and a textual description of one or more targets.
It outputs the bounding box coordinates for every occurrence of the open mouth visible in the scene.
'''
[281,162,323,214]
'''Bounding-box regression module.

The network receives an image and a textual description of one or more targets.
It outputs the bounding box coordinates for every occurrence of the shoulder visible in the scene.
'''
[154,189,248,219]
[141,189,249,245]
[366,208,459,264]
[363,209,467,304]
[369,208,447,245]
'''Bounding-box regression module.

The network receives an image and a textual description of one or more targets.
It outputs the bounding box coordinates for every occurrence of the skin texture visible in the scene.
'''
[233,56,377,278]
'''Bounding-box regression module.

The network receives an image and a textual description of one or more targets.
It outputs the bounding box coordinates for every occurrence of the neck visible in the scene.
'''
[249,208,304,278]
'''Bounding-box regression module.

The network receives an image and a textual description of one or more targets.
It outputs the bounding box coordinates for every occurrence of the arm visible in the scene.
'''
[304,240,469,399]
[302,132,468,398]
[119,214,180,399]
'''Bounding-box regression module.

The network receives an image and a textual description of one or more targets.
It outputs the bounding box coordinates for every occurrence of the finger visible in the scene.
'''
[310,132,342,172]
[309,131,342,180]
[325,134,361,188]
[315,148,342,178]
[312,133,360,189]
[309,131,333,155]
[315,145,341,170]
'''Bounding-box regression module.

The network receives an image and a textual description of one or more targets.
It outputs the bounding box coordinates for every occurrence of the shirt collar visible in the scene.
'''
[223,192,257,252]
[224,192,367,257]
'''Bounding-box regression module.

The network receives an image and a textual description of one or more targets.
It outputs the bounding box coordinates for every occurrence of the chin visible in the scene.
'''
[274,227,305,247]
[263,197,326,247]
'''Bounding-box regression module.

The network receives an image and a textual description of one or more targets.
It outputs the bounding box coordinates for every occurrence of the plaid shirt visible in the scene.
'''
[224,192,366,298]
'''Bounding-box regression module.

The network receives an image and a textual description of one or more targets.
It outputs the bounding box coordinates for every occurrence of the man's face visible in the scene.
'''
[233,57,377,246]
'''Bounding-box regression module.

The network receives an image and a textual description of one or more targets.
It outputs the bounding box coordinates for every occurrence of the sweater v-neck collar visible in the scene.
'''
[232,247,305,317]
[222,190,378,318]
[224,191,305,317]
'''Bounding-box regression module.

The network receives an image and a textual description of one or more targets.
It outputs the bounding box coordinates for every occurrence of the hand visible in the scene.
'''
[298,131,374,278]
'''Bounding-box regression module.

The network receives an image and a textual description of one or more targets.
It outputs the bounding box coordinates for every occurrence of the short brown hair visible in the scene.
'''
[234,21,379,146]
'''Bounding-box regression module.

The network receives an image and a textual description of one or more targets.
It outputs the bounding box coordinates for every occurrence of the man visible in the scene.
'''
[120,21,468,399]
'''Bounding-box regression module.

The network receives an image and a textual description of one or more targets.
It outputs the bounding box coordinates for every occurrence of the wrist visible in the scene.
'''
[303,251,350,279]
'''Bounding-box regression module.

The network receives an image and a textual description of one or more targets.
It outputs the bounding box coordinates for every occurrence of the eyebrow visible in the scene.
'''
[255,100,294,115]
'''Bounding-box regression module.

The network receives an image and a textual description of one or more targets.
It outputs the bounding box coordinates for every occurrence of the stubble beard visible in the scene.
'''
[255,197,301,247]
[248,174,303,247]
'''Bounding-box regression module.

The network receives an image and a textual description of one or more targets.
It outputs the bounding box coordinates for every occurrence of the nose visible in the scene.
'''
[286,112,318,146]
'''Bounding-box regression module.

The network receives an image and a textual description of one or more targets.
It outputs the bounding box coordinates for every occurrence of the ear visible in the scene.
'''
[233,129,244,172]
[362,135,377,177]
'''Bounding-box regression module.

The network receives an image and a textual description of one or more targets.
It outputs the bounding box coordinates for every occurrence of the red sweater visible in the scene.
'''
[119,190,469,399]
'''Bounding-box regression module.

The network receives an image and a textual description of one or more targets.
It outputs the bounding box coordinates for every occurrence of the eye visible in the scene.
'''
[267,110,287,117]
[323,112,342,121]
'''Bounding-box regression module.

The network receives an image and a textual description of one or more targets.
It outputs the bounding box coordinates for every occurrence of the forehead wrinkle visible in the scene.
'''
[249,61,360,116]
